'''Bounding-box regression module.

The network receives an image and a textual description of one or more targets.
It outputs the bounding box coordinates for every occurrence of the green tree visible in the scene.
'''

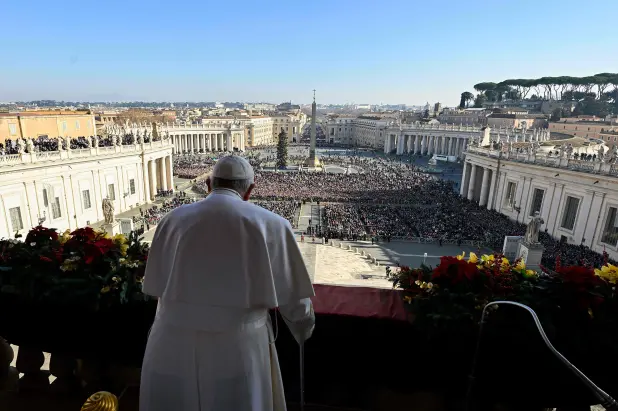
[473,93,486,108]
[459,91,474,108]
[276,129,288,169]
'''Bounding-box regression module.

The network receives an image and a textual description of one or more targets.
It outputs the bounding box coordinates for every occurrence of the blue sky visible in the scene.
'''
[3,0,617,106]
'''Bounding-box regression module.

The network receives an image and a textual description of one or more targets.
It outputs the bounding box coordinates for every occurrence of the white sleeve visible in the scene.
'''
[142,216,170,297]
[279,298,315,345]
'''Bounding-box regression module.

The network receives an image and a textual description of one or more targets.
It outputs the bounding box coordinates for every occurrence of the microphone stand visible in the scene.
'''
[465,301,618,411]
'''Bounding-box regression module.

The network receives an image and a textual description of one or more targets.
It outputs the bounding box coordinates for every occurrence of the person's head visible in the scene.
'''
[206,155,255,201]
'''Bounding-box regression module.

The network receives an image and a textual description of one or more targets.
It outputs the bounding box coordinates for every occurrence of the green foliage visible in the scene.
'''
[473,93,486,108]
[464,73,618,117]
[276,129,288,169]
[0,226,151,310]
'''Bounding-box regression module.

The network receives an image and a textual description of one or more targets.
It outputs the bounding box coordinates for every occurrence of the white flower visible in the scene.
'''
[30,242,36,247]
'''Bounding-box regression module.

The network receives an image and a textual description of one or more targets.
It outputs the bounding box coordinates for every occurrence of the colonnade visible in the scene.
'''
[170,132,245,155]
[460,161,498,210]
[385,133,468,158]
[143,155,174,201]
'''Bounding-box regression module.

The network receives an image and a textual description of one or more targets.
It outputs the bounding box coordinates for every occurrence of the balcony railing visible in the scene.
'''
[467,146,618,177]
[0,140,172,168]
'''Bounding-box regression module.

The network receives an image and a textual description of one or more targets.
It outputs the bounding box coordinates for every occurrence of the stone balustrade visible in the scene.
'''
[0,140,173,169]
[467,146,618,177]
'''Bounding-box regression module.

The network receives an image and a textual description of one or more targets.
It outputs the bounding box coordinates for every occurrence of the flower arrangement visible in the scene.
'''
[0,226,151,310]
[387,252,618,341]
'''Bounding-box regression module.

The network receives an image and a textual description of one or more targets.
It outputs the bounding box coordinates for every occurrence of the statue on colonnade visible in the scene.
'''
[524,212,544,245]
[102,197,115,225]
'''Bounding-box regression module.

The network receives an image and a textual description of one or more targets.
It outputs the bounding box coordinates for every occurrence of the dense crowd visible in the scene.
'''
[253,201,300,227]
[133,195,198,229]
[193,159,433,203]
[180,151,615,270]
[174,154,263,180]
[174,156,216,179]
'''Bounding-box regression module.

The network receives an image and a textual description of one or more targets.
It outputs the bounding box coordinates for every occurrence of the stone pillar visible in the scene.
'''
[226,132,232,152]
[142,160,151,203]
[397,134,404,155]
[487,169,497,210]
[428,136,434,155]
[442,136,446,155]
[460,161,469,196]
[448,138,454,156]
[167,156,174,190]
[479,167,491,206]
[149,159,157,200]
[207,134,212,151]
[467,164,477,201]
[160,157,168,191]
[421,135,426,155]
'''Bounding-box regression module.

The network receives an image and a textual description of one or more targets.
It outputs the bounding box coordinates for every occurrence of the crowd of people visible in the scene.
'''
[170,150,614,271]
[253,201,300,227]
[133,194,198,230]
[174,156,216,179]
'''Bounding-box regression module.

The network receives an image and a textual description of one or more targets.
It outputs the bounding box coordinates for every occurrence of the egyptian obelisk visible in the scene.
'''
[304,90,321,167]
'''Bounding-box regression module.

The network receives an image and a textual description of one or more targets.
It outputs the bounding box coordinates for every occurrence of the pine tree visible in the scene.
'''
[276,129,288,169]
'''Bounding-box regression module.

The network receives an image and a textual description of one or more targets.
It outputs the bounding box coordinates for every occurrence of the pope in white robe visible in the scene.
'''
[140,155,315,411]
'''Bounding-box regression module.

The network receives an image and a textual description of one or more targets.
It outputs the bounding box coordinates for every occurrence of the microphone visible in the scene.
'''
[466,301,618,411]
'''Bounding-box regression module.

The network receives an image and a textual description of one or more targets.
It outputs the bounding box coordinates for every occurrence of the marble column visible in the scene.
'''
[167,156,174,190]
[142,159,151,203]
[441,136,446,155]
[149,160,156,200]
[487,169,497,210]
[160,157,168,191]
[226,133,232,151]
[460,161,469,196]
[467,164,477,201]
[414,135,420,154]
[479,167,491,206]
[396,134,404,155]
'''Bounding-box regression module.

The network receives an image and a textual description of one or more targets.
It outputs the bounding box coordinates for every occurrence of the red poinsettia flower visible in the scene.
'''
[94,238,114,254]
[39,256,53,263]
[558,265,601,289]
[432,256,479,284]
[70,227,96,240]
[25,226,59,244]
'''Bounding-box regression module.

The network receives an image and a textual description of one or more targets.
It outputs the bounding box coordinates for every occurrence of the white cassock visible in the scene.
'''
[140,189,315,411]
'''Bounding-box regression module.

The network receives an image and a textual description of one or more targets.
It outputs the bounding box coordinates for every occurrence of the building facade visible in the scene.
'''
[323,117,389,148]
[0,112,97,142]
[271,112,307,143]
[0,140,173,239]
[462,147,618,260]
[437,108,491,126]
[383,123,550,157]
[549,120,618,140]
